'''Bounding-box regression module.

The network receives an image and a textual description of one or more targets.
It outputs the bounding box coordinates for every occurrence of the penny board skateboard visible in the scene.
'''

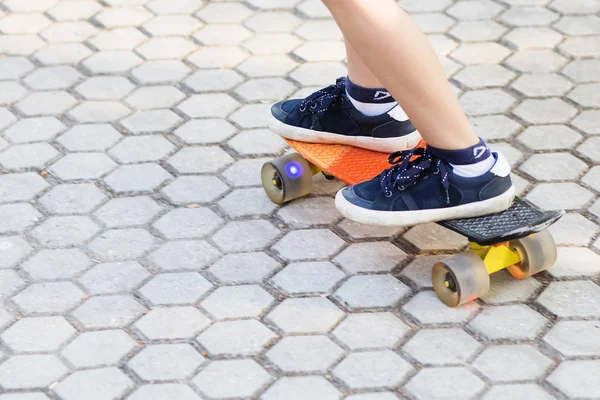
[261,138,564,307]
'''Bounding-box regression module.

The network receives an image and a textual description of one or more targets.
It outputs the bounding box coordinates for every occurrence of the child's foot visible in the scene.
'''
[335,147,515,227]
[268,77,421,153]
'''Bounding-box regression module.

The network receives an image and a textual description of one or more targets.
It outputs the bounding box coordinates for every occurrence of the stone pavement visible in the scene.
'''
[0,0,598,399]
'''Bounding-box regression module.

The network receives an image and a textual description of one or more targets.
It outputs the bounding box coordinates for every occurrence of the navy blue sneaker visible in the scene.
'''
[335,147,515,227]
[268,77,421,153]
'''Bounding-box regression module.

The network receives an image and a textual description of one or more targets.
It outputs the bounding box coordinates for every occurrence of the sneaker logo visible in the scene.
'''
[374,91,392,101]
[473,146,487,159]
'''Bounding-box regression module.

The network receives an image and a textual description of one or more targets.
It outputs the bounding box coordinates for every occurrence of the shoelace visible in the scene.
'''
[299,77,346,115]
[380,147,451,205]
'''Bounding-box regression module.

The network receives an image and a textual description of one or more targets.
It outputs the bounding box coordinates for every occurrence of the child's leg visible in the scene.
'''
[322,0,477,151]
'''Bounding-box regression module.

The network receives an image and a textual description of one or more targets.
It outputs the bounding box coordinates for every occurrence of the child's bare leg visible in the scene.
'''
[345,39,382,88]
[322,0,477,150]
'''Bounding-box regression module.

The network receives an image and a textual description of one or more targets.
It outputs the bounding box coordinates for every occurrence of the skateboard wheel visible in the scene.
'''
[507,230,557,279]
[261,153,313,204]
[432,251,490,307]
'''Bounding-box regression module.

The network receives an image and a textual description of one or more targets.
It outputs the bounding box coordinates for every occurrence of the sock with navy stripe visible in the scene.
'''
[427,138,496,177]
[344,76,399,117]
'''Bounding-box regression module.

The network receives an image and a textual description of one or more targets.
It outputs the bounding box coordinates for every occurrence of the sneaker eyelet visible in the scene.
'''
[398,185,405,191]
[310,103,318,110]
[423,174,429,180]
[299,105,307,112]
[385,190,393,198]
[433,168,440,175]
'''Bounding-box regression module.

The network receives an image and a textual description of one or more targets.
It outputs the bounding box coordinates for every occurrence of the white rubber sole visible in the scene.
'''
[267,112,422,153]
[335,185,516,227]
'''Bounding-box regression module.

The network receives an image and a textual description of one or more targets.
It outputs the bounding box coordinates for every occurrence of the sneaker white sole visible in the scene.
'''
[267,111,422,153]
[335,185,516,227]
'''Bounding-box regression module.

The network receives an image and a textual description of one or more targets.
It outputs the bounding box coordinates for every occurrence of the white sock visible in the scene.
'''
[346,89,398,117]
[451,154,496,178]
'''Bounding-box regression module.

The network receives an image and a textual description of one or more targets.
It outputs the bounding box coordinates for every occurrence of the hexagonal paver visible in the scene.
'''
[468,305,548,341]
[136,37,197,60]
[273,229,344,261]
[0,355,67,390]
[267,336,344,373]
[109,135,175,164]
[197,319,276,357]
[149,240,221,272]
[34,43,92,65]
[174,119,237,144]
[13,282,85,314]
[0,236,33,269]
[238,55,298,77]
[537,281,600,318]
[506,49,567,73]
[0,34,45,56]
[23,66,81,91]
[520,153,587,182]
[87,228,156,261]
[89,27,148,50]
[503,27,563,49]
[0,173,48,203]
[95,7,152,28]
[139,273,212,306]
[132,60,191,83]
[177,94,240,119]
[0,12,51,33]
[75,76,134,100]
[403,291,480,324]
[573,110,600,135]
[72,295,146,329]
[514,98,577,124]
[187,46,249,68]
[154,208,222,240]
[0,270,25,298]
[79,261,150,295]
[266,297,344,334]
[192,360,272,399]
[482,384,553,400]
[94,196,161,228]
[1,317,76,353]
[167,147,234,174]
[54,368,134,400]
[578,137,600,163]
[228,129,287,156]
[405,367,485,400]
[543,320,600,358]
[218,188,278,218]
[197,2,253,23]
[512,73,574,97]
[518,125,582,151]
[526,183,593,211]
[333,242,407,274]
[333,312,409,350]
[0,142,61,170]
[3,117,65,144]
[263,376,342,400]
[212,220,279,253]
[549,213,598,246]
[47,0,103,21]
[40,20,98,43]
[57,124,122,151]
[143,15,202,36]
[124,86,185,110]
[560,36,600,57]
[193,24,252,45]
[473,345,553,382]
[568,83,600,108]
[459,89,516,116]
[39,183,107,215]
[563,60,600,84]
[134,306,210,340]
[0,82,26,106]
[454,65,515,89]
[31,216,100,247]
[334,275,411,310]
[83,51,142,74]
[103,164,172,194]
[16,91,76,117]
[333,351,413,390]
[403,223,467,251]
[120,110,182,134]
[0,57,35,79]
[62,330,137,368]
[547,247,600,278]
[547,360,600,399]
[449,20,507,42]
[270,261,345,295]
[201,285,274,319]
[0,204,41,233]
[68,101,132,123]
[162,176,228,205]
[244,32,302,56]
[209,252,279,284]
[127,384,203,400]
[128,344,205,381]
[183,69,244,92]
[235,78,296,101]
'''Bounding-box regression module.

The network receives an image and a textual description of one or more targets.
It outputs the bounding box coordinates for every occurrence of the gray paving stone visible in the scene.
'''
[503,27,563,49]
[0,172,49,202]
[0,270,25,298]
[162,176,229,205]
[143,15,202,36]
[0,57,34,79]
[109,135,175,164]
[147,0,204,14]
[482,384,554,400]
[0,108,16,132]
[270,261,345,295]
[537,281,600,318]
[450,42,510,65]
[506,49,567,73]
[0,142,61,170]
[136,37,197,60]
[197,319,276,356]
[0,82,27,106]
[399,255,449,289]
[238,55,298,77]
[547,360,600,399]
[209,252,279,284]
[83,51,142,74]
[334,275,411,310]
[563,60,600,83]
[235,78,296,101]
[0,355,67,390]
[154,208,222,240]
[543,320,600,357]
[556,15,600,37]
[295,41,346,62]
[290,62,347,86]
[526,182,593,211]
[167,147,234,174]
[266,297,344,334]
[41,20,98,43]
[4,117,66,143]
[201,285,274,319]
[548,213,598,246]
[1,316,75,353]
[13,282,85,314]
[518,125,582,151]
[245,10,301,32]
[0,204,42,233]
[333,242,407,274]
[34,43,92,65]
[218,187,277,217]
[194,24,252,46]
[103,163,172,194]
[244,32,302,56]
[133,306,210,340]
[591,199,600,220]
[47,0,102,21]
[460,89,516,116]
[568,83,600,108]
[0,12,51,33]
[450,20,508,42]
[197,2,253,23]
[548,247,600,278]
[87,228,156,261]
[222,158,268,187]
[447,0,504,20]
[120,110,182,134]
[0,236,33,269]
[183,69,244,92]
[192,359,272,399]
[403,291,481,324]
[560,36,600,57]
[21,249,92,280]
[139,272,212,306]
[127,384,202,400]
[403,223,467,252]
[514,98,577,124]
[402,328,481,365]
[333,312,409,350]
[75,77,134,101]
[262,376,342,400]
[275,197,335,228]
[187,46,249,69]
[79,261,150,295]
[267,335,343,373]
[39,183,107,214]
[174,119,237,144]
[473,344,553,382]
[550,0,600,13]
[68,101,131,123]
[149,240,221,272]
[16,91,77,117]
[57,124,122,152]
[72,295,146,328]
[469,304,548,341]
[0,34,45,56]
[54,367,134,400]
[228,129,287,156]
[95,7,152,28]
[500,6,559,26]
[0,394,51,400]
[482,270,541,304]
[333,351,413,390]
[346,394,399,400]
[273,229,344,261]
[213,220,279,252]
[520,153,587,181]
[31,216,100,247]
[131,60,191,84]
[128,344,205,381]
[0,306,13,329]
[578,137,600,163]
[405,367,485,400]
[512,73,573,97]
[455,64,516,89]
[62,330,137,368]
[23,66,81,91]
[124,86,185,110]
[94,196,162,228]
[336,219,401,240]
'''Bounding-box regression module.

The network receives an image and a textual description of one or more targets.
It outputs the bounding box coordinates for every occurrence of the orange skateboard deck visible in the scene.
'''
[283,138,426,185]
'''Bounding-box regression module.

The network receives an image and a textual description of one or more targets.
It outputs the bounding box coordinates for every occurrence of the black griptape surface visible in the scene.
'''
[439,197,564,245]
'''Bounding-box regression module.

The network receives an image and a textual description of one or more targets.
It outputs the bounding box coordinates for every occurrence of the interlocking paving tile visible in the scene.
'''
[403,291,480,324]
[134,306,210,340]
[132,60,191,84]
[265,297,344,334]
[201,285,274,319]
[505,49,567,73]
[94,196,162,228]
[473,344,553,382]
[1,316,76,353]
[272,229,345,261]
[543,320,600,357]
[404,367,485,399]
[149,240,221,272]
[0,204,42,233]
[22,249,92,280]
[547,247,600,278]
[192,359,272,399]
[154,208,222,240]
[79,262,150,295]
[0,355,68,390]
[517,125,582,151]
[244,33,302,56]
[334,274,411,310]
[537,281,600,318]
[547,360,600,399]
[209,252,279,283]
[218,187,278,217]
[127,384,203,400]
[174,119,237,144]
[103,163,172,194]
[163,176,229,205]
[333,312,410,350]
[270,261,345,295]
[503,27,563,49]
[333,350,413,390]
[62,330,137,368]
[87,228,156,261]
[262,376,342,400]
[266,335,344,373]
[548,213,599,246]
[482,384,554,400]
[139,273,212,306]
[128,344,205,381]
[0,236,33,269]
[402,328,481,365]
[197,320,277,357]
[54,368,134,400]
[0,270,25,298]
[72,295,146,329]
[468,305,548,341]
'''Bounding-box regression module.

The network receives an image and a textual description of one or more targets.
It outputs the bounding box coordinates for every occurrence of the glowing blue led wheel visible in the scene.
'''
[261,153,313,204]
